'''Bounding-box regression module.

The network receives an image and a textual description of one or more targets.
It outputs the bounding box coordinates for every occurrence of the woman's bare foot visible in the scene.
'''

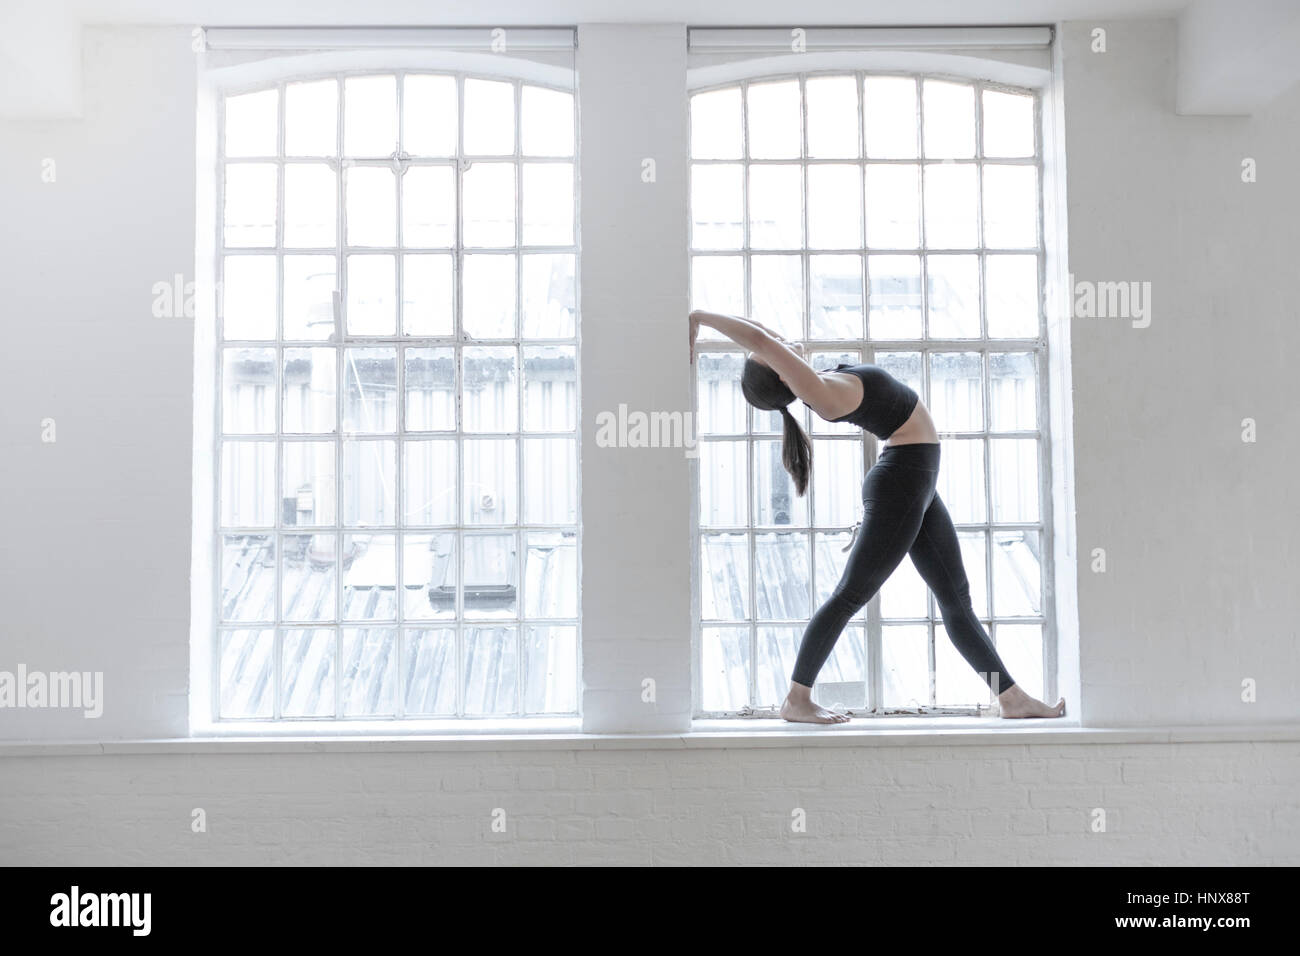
[780,683,851,724]
[997,683,1066,718]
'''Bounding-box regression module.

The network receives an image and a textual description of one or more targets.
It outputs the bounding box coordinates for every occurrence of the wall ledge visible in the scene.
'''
[2,721,1299,756]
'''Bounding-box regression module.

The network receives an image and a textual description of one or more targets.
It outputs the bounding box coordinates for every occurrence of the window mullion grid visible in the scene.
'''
[334,70,346,720]
[272,80,287,720]
[394,70,407,720]
[213,94,228,725]
[453,72,466,719]
[738,80,758,709]
[797,74,817,711]
[513,76,525,718]
[973,81,999,707]
[1033,86,1056,704]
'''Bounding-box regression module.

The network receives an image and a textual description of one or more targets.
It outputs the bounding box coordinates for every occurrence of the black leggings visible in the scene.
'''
[790,442,1016,695]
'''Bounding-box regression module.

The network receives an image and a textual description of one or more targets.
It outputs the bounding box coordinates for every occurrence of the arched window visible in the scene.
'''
[691,70,1053,715]
[205,63,578,723]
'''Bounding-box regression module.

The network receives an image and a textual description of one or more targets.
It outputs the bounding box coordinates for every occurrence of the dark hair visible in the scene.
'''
[741,357,812,496]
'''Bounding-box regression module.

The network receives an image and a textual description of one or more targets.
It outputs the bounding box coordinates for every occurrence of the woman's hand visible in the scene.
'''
[688,310,702,364]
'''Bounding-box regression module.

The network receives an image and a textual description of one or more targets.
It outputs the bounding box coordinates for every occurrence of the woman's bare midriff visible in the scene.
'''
[881,400,940,447]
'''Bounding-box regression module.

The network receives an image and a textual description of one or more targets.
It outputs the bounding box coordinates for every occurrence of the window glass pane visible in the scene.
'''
[863,76,918,159]
[521,86,574,157]
[402,166,456,247]
[342,533,397,621]
[342,439,396,526]
[525,531,577,618]
[402,253,454,336]
[701,627,750,711]
[691,164,744,250]
[402,439,456,526]
[935,623,993,704]
[753,439,809,527]
[754,533,810,620]
[283,347,336,434]
[926,254,981,338]
[283,441,336,526]
[224,164,277,247]
[222,441,275,526]
[281,627,336,717]
[404,532,455,620]
[524,438,577,524]
[929,351,984,432]
[812,439,862,527]
[990,438,1039,522]
[755,625,802,707]
[922,80,976,159]
[281,532,336,622]
[691,87,742,159]
[522,163,573,245]
[343,347,397,433]
[404,347,455,431]
[221,534,274,622]
[463,626,518,715]
[983,164,1038,248]
[809,255,863,340]
[937,438,985,524]
[283,256,335,341]
[523,346,576,431]
[701,533,749,620]
[463,533,517,618]
[524,625,577,713]
[223,347,275,434]
[699,441,747,527]
[285,80,337,157]
[340,627,398,716]
[992,530,1040,617]
[746,79,801,159]
[463,162,516,247]
[989,351,1038,431]
[995,623,1044,700]
[463,346,518,432]
[463,440,517,525]
[750,254,803,341]
[748,164,802,249]
[882,624,929,708]
[463,79,514,155]
[284,163,336,247]
[868,254,922,339]
[818,624,866,710]
[219,628,274,718]
[345,166,397,247]
[403,74,457,156]
[521,254,575,338]
[345,255,396,336]
[807,165,862,249]
[462,254,516,338]
[690,255,744,335]
[343,75,397,157]
[923,163,978,248]
[982,89,1035,158]
[225,89,278,158]
[865,164,919,248]
[806,75,859,158]
[222,255,277,340]
[985,254,1039,338]
[404,627,457,714]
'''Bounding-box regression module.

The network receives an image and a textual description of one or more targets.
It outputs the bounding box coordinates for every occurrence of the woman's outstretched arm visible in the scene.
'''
[689,309,835,415]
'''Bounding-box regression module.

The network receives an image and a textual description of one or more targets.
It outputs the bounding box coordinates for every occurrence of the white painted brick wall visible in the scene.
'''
[1,741,1295,865]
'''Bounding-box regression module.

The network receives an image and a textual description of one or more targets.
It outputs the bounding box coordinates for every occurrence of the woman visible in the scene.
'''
[689,309,1066,724]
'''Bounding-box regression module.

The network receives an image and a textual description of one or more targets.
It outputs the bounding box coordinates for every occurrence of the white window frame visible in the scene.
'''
[688,62,1064,718]
[192,48,581,733]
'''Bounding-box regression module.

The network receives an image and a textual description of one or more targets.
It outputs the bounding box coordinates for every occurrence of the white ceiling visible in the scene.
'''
[4,0,1299,117]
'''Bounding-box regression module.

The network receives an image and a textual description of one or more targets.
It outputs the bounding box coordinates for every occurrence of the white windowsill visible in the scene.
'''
[3,720,1300,756]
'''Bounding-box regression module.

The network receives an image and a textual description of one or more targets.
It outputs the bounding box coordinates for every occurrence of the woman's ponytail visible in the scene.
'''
[778,406,812,497]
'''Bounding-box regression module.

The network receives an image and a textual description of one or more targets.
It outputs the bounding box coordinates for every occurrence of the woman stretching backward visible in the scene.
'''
[689,309,1066,724]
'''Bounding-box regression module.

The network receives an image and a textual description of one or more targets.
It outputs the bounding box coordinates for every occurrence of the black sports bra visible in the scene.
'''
[826,363,920,440]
